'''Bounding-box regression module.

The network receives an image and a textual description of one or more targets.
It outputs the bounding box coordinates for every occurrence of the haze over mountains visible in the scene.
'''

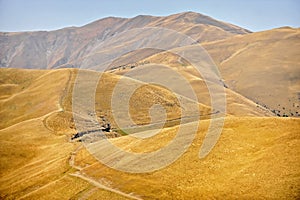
[0,11,299,199]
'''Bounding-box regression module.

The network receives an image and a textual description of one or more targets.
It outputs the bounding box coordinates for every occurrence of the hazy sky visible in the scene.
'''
[0,0,299,32]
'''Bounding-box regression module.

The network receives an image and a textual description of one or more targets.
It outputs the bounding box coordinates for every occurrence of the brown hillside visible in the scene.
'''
[0,12,249,69]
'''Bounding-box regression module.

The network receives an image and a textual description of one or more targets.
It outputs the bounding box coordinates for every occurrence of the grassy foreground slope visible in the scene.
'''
[0,68,299,199]
[73,117,300,199]
[0,68,131,199]
[0,68,209,199]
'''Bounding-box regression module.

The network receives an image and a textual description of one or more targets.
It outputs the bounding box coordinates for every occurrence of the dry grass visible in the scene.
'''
[0,68,299,199]
[203,27,300,116]
[0,68,139,199]
[110,28,300,118]
[75,117,300,199]
[111,59,274,117]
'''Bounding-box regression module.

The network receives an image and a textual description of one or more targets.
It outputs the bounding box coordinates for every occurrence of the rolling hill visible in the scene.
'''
[110,27,300,117]
[203,27,300,117]
[1,67,299,199]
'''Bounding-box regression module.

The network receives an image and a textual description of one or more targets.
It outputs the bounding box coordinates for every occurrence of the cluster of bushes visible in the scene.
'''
[256,101,300,117]
[271,105,299,117]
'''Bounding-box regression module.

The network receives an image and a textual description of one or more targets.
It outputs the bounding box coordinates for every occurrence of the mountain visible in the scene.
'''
[0,12,250,69]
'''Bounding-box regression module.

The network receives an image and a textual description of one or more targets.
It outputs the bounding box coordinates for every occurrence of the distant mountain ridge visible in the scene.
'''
[0,11,250,69]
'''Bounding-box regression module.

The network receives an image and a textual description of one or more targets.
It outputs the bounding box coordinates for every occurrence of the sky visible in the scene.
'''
[0,0,299,32]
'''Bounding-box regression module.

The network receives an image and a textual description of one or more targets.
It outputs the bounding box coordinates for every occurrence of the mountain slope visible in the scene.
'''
[112,27,299,118]
[110,52,274,117]
[202,27,300,117]
[0,12,250,69]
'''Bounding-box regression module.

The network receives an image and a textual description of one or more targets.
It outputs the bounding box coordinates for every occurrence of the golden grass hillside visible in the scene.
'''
[0,68,299,199]
[111,60,274,117]
[203,27,300,117]
[111,27,300,117]
[0,68,132,199]
[0,67,208,199]
[111,27,300,118]
[72,117,300,199]
[0,68,212,133]
[0,115,132,200]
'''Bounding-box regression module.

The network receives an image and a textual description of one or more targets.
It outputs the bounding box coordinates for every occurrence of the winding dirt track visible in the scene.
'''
[69,173,142,200]
[57,71,143,200]
[68,144,143,200]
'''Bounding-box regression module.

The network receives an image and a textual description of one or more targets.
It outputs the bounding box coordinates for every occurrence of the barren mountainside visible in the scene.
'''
[0,12,250,69]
